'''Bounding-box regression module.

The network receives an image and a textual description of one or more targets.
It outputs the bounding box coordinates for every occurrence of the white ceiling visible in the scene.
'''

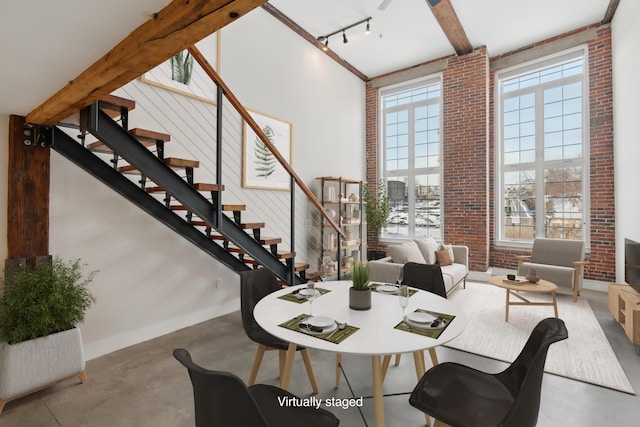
[269,0,612,78]
[1,0,612,117]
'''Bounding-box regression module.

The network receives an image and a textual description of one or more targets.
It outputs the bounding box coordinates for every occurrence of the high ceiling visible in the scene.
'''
[0,0,615,117]
[269,0,614,78]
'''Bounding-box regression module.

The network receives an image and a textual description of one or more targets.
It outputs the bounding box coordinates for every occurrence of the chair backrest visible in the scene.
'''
[240,268,281,336]
[402,262,447,298]
[496,318,568,427]
[531,238,585,268]
[173,348,268,427]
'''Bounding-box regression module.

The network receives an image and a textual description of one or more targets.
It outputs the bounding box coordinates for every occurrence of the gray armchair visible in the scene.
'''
[516,238,588,302]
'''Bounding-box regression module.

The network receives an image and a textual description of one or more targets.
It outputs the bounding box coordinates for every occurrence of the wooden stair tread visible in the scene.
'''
[146,183,224,193]
[240,221,265,230]
[59,94,135,127]
[259,236,282,245]
[171,203,246,212]
[237,249,295,260]
[165,157,199,169]
[129,127,170,143]
[88,127,168,153]
[193,183,224,191]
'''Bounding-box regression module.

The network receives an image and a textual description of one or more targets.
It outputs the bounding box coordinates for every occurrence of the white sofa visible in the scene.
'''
[368,238,469,295]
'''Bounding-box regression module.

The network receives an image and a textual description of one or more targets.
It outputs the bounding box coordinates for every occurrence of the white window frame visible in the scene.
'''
[494,46,590,249]
[378,75,443,242]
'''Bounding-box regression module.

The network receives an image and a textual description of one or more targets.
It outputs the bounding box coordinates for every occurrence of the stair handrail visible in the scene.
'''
[188,45,346,239]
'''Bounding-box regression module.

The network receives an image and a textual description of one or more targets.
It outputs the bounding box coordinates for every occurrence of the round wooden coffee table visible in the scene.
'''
[488,276,559,322]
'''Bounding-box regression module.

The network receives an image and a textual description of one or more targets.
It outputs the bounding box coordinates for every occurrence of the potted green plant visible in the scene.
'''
[363,179,391,260]
[0,257,97,413]
[349,262,371,310]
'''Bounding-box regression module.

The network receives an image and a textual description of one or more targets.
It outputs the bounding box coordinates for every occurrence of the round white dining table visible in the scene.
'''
[253,280,467,427]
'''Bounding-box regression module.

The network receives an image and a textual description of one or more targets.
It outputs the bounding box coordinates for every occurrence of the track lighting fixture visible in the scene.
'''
[317,17,371,51]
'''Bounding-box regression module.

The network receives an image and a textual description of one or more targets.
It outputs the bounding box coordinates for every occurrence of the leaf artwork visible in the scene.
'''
[253,125,278,179]
[170,51,194,85]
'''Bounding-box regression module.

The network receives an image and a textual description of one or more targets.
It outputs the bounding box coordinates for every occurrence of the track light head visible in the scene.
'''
[365,20,371,35]
[343,31,348,44]
[323,38,329,51]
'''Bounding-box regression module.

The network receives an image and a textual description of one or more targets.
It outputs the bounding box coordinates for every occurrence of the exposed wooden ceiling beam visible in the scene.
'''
[426,0,473,56]
[26,0,267,126]
[261,3,369,81]
[602,0,620,24]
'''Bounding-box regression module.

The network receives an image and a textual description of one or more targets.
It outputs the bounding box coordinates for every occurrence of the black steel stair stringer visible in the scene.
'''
[51,126,249,273]
[82,104,302,285]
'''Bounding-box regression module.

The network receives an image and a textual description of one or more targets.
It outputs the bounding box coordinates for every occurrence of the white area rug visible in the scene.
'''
[445,281,635,394]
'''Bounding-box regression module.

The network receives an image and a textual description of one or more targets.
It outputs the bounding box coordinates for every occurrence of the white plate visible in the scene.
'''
[376,284,399,294]
[298,288,321,297]
[308,316,335,328]
[298,320,337,335]
[406,312,436,324]
[405,316,446,330]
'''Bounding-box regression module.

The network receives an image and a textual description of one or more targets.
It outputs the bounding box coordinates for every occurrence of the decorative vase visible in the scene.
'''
[349,287,371,310]
[526,268,540,283]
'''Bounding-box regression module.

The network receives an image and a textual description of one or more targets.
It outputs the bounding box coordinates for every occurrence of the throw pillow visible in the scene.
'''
[413,237,439,264]
[440,244,455,261]
[435,249,453,266]
[388,241,426,264]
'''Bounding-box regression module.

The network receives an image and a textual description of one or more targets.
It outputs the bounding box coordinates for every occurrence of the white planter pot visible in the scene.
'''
[0,327,85,406]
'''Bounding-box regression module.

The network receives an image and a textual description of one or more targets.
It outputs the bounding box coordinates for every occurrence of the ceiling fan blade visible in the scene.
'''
[378,0,393,11]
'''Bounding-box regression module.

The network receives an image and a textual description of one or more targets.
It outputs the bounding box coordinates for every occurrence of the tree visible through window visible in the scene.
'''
[497,49,588,243]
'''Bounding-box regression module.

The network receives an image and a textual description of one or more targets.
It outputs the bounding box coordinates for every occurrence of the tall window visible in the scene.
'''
[496,48,588,244]
[381,77,442,240]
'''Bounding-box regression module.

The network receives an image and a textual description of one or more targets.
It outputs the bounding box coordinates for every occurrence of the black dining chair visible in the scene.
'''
[409,317,568,427]
[240,268,319,393]
[173,348,340,427]
[389,262,447,369]
[402,262,447,298]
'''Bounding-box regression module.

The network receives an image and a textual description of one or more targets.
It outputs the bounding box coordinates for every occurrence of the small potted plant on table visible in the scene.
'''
[349,262,371,310]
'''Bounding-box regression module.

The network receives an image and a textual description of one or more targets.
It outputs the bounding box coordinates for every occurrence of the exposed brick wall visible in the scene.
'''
[365,82,383,254]
[442,47,490,271]
[365,24,614,281]
[489,24,615,282]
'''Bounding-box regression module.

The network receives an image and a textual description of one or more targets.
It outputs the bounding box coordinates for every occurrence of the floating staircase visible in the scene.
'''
[52,95,309,285]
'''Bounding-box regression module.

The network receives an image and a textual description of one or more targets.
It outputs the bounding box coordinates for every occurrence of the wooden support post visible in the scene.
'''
[7,115,50,264]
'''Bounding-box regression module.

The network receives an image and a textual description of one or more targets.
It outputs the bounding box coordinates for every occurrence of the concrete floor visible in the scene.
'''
[1,289,639,427]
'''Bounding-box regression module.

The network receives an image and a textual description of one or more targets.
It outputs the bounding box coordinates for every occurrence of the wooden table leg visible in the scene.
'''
[279,342,297,390]
[552,291,559,318]
[371,355,385,427]
[505,289,510,322]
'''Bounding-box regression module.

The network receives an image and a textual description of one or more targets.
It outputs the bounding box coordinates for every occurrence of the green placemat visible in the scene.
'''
[278,288,331,304]
[394,309,455,339]
[278,314,359,344]
[369,282,418,297]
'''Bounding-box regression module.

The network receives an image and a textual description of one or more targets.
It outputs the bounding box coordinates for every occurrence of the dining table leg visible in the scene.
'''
[279,342,297,390]
[371,355,385,427]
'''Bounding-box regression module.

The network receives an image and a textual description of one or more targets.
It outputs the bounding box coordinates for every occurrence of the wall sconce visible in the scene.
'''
[317,17,371,51]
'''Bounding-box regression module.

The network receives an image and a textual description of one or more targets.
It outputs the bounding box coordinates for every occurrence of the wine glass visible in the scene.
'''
[396,269,404,287]
[319,263,328,288]
[306,281,317,316]
[398,285,409,322]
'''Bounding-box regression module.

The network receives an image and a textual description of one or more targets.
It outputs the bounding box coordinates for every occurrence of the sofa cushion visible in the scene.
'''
[518,261,575,290]
[414,237,439,264]
[388,241,425,264]
[435,249,453,266]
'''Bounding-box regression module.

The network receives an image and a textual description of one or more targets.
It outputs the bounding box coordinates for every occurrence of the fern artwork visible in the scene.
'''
[170,50,194,85]
[253,125,278,179]
[243,110,292,191]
